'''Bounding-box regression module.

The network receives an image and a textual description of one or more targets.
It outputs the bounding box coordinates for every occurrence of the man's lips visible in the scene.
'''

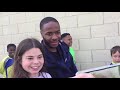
[51,42,58,45]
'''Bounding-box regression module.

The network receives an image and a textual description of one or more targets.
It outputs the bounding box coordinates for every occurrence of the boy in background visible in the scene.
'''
[110,46,120,65]
[61,33,76,64]
[0,44,16,78]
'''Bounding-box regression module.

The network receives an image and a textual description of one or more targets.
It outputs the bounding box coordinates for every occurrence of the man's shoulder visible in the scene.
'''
[60,41,69,50]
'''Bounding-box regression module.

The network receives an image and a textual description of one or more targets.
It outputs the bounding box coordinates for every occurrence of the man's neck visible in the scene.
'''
[46,46,57,52]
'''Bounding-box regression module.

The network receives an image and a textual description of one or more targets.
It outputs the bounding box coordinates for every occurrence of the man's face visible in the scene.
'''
[41,21,61,48]
[62,35,72,47]
[7,46,16,58]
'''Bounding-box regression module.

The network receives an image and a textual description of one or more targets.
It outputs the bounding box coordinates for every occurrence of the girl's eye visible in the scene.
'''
[28,58,33,60]
[38,56,43,59]
[38,57,41,59]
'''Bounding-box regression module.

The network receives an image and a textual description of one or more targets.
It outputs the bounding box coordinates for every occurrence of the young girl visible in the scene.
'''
[110,45,120,65]
[12,38,51,78]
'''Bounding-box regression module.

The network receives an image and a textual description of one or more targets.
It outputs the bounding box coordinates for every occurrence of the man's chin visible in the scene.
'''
[50,44,58,48]
[50,46,58,48]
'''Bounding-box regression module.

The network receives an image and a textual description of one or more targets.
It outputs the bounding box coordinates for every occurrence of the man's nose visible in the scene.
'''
[52,33,58,39]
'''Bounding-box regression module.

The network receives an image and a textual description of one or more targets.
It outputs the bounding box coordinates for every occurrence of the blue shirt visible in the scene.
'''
[41,41,78,78]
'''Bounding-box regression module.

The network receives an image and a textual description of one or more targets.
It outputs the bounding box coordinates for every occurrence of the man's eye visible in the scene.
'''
[47,33,52,36]
[55,31,60,34]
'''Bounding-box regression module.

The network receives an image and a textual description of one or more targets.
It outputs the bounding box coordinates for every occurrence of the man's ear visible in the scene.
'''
[40,31,43,37]
[40,31,42,35]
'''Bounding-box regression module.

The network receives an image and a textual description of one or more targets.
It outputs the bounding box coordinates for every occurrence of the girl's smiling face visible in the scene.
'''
[21,48,44,78]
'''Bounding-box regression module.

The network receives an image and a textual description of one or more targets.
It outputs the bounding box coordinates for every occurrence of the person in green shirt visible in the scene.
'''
[61,33,76,64]
[0,44,16,78]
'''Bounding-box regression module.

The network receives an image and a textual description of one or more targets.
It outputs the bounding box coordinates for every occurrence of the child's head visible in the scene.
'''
[61,33,72,47]
[110,46,120,63]
[13,38,46,78]
[7,44,16,58]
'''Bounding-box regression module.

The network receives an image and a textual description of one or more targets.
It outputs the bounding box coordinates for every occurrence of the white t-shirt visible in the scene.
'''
[37,72,52,78]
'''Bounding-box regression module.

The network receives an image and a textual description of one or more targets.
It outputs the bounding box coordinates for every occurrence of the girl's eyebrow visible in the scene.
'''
[26,54,43,57]
[26,56,33,57]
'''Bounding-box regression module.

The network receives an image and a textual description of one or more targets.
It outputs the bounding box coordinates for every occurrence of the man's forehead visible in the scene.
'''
[42,28,60,33]
[43,22,60,29]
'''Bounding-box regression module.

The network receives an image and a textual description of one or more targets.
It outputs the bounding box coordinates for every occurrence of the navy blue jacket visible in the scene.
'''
[41,41,78,78]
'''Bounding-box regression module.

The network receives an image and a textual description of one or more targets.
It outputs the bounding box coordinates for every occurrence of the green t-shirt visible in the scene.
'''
[69,47,76,64]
